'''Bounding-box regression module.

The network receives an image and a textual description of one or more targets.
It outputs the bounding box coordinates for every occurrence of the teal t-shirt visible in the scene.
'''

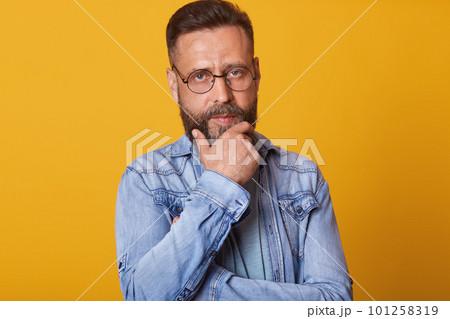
[216,167,271,280]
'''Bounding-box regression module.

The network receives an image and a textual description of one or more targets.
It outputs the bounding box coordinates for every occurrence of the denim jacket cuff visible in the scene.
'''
[192,169,250,222]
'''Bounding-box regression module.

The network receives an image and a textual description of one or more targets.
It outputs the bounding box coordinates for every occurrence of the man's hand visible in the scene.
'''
[192,121,260,186]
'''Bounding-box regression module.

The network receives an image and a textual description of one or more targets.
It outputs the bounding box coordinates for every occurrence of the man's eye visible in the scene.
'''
[191,71,210,82]
[229,69,242,77]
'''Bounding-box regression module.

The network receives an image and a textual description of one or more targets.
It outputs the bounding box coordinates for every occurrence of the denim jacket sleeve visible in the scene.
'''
[115,167,250,301]
[193,177,353,301]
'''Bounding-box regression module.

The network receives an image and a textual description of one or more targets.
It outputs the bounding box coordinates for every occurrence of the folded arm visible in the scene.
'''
[194,179,353,301]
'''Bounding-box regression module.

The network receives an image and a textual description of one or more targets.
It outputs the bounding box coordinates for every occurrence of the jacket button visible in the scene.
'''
[175,206,183,214]
[274,270,280,281]
[296,205,303,213]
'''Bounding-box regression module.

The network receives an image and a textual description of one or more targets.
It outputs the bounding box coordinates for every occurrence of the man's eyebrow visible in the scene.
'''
[188,62,250,74]
[222,62,249,71]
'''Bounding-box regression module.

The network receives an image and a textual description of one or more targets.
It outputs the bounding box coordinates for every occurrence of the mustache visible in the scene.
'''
[201,103,244,121]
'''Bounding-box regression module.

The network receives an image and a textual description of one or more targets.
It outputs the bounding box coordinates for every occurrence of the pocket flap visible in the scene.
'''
[152,189,186,218]
[278,192,319,221]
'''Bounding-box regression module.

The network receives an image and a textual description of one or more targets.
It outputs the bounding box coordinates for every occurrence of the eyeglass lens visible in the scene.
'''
[187,67,253,93]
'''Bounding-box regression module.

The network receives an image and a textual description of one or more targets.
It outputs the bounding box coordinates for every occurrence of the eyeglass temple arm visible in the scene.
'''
[171,65,188,84]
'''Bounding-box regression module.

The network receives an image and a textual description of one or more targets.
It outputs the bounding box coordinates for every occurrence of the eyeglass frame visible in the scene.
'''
[171,59,257,94]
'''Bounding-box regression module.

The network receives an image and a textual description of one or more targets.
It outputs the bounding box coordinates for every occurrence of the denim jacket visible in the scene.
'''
[115,131,353,301]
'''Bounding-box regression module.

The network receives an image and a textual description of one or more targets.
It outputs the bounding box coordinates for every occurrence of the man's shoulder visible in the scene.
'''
[257,134,323,195]
[268,147,319,173]
[127,134,191,175]
[254,131,319,173]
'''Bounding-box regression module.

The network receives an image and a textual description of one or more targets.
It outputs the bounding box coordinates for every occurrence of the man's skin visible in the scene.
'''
[166,25,262,225]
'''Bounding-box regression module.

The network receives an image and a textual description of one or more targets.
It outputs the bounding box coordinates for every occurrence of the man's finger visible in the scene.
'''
[172,216,180,224]
[192,129,210,150]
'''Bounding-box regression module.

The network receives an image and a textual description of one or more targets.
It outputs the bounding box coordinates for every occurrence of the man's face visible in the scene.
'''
[166,26,261,141]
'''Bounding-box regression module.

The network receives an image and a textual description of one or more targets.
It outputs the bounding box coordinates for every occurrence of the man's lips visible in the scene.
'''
[210,114,239,125]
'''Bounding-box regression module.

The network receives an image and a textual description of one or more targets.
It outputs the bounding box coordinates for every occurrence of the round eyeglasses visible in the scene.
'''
[171,63,257,94]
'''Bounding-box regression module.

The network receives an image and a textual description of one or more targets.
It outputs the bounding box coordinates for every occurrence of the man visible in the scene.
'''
[115,0,353,301]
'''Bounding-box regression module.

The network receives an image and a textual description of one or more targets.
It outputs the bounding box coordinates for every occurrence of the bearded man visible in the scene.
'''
[115,0,353,301]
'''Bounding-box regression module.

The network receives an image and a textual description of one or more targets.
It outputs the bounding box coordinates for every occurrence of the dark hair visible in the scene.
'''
[166,0,254,64]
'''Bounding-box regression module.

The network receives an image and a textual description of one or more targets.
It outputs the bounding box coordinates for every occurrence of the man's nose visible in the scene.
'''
[210,76,233,103]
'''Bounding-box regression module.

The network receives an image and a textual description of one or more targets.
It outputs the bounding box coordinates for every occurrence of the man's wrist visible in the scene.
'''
[192,169,250,222]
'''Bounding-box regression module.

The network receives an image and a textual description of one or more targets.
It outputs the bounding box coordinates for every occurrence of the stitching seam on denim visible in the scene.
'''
[212,268,227,301]
[184,215,229,293]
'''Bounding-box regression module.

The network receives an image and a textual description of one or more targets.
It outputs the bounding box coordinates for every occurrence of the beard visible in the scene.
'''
[178,91,258,143]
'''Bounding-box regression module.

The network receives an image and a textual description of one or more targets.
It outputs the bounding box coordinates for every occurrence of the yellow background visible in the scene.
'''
[1,0,449,300]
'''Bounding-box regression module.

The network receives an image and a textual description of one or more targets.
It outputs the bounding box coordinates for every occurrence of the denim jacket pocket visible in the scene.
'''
[152,189,187,220]
[277,192,319,260]
[278,192,319,223]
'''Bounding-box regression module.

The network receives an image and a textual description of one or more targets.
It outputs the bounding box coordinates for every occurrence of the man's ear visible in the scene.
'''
[166,67,179,104]
[253,56,261,92]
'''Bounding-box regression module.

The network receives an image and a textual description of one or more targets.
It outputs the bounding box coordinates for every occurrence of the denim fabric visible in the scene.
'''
[115,131,353,301]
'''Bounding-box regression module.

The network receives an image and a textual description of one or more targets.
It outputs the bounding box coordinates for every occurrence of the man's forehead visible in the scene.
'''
[173,26,253,70]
